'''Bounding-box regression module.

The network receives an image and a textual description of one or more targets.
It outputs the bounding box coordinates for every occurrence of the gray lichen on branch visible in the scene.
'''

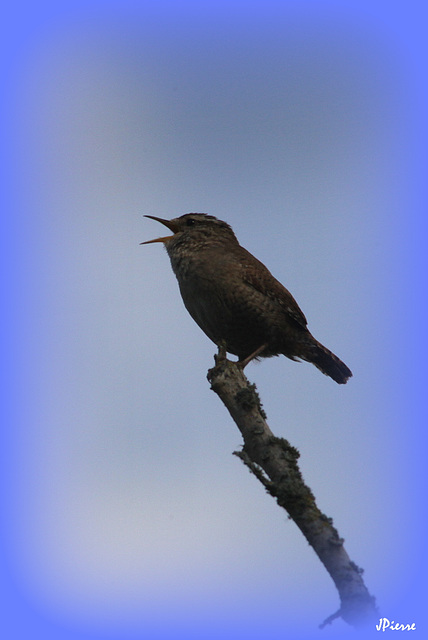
[207,348,377,629]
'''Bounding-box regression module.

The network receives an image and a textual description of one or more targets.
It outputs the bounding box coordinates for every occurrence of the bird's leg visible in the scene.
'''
[237,343,268,369]
[214,340,228,365]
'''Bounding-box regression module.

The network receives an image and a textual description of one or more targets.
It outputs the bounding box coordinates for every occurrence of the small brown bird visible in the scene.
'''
[142,213,352,384]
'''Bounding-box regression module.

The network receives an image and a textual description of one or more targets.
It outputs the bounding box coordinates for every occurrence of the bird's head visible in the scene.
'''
[141,213,237,247]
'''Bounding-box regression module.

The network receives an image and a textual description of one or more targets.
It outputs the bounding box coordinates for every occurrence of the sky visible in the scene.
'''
[3,1,428,639]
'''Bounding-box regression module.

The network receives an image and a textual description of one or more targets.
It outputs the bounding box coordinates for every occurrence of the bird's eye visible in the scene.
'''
[186,218,196,226]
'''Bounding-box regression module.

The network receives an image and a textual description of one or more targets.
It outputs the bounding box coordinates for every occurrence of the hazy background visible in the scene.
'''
[4,1,427,638]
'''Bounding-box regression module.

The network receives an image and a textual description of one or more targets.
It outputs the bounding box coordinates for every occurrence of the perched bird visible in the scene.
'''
[142,213,352,384]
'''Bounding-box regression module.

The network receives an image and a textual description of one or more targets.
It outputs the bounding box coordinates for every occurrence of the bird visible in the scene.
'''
[141,213,352,384]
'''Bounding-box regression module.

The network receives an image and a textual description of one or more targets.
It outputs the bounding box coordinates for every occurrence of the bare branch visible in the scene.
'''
[207,350,378,629]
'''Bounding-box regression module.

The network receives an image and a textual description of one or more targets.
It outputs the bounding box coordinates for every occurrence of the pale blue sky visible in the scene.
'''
[7,2,426,638]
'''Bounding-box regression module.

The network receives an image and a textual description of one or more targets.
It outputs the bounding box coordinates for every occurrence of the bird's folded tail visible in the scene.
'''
[301,338,353,384]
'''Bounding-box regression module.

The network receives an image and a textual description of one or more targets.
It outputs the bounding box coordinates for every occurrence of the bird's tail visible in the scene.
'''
[301,338,352,384]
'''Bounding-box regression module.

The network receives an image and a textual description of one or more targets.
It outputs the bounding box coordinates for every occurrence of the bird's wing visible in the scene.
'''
[237,248,308,329]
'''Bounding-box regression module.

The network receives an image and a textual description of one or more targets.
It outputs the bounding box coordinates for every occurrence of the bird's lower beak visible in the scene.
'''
[140,215,180,245]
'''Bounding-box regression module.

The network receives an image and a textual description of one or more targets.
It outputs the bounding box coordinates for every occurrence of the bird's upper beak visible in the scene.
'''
[140,215,180,245]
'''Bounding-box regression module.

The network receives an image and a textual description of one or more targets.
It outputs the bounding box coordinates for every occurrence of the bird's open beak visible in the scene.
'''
[140,215,180,245]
